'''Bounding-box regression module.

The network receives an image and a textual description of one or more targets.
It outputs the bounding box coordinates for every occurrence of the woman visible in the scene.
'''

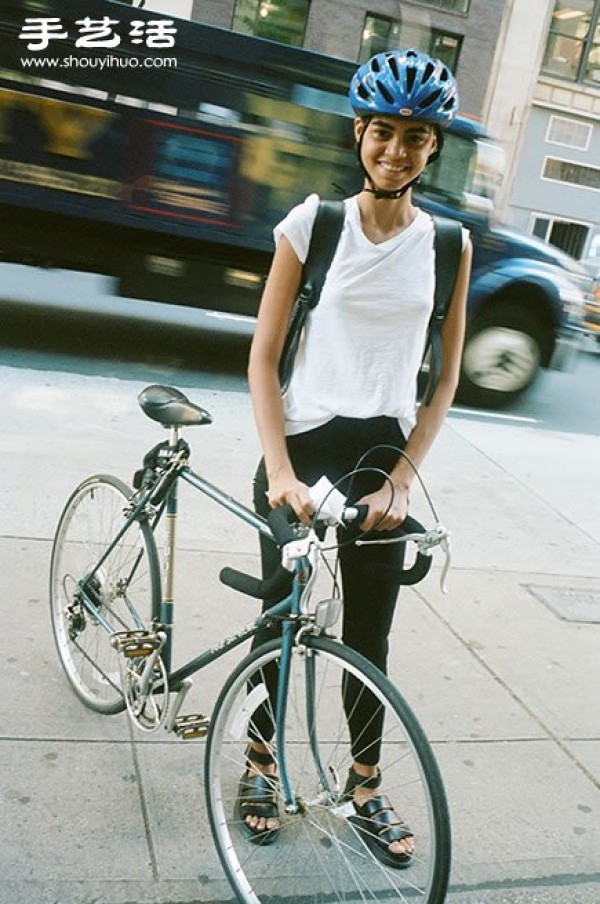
[240,48,472,866]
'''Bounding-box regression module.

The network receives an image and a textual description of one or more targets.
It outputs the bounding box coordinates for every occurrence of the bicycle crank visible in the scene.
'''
[112,630,169,732]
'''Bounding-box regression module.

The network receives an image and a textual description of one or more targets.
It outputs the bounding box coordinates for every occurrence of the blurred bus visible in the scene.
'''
[0,0,501,309]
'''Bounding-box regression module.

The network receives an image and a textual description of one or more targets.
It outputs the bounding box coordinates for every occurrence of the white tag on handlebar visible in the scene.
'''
[309,477,346,522]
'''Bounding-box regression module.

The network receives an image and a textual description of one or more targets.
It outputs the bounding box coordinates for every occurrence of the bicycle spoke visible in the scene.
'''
[70,637,123,695]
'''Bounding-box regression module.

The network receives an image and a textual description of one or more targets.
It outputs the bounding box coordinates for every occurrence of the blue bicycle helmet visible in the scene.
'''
[350,49,459,126]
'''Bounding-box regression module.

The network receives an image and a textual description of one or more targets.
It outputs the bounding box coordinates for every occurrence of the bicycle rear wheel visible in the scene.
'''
[49,474,161,714]
[205,635,450,904]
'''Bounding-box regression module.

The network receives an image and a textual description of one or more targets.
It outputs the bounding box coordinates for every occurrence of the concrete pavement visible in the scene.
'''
[1,362,600,903]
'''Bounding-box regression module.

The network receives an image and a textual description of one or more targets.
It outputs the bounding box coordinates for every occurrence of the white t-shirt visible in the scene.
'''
[275,193,454,438]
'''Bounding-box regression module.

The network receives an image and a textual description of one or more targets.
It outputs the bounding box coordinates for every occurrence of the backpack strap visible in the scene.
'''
[422,216,463,405]
[278,200,345,392]
[302,200,346,309]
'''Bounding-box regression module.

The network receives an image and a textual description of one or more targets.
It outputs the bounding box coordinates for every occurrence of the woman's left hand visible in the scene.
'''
[356,484,409,532]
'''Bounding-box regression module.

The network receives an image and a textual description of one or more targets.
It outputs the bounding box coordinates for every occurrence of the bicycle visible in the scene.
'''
[50,383,453,904]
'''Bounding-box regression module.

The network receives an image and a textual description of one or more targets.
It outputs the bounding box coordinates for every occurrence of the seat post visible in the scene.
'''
[160,424,180,672]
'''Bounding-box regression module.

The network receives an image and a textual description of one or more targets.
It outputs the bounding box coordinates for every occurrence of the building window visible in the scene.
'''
[546,115,592,149]
[585,14,600,81]
[359,14,462,71]
[360,13,400,58]
[232,0,310,47]
[541,0,600,84]
[415,0,470,12]
[542,156,600,190]
[531,214,590,258]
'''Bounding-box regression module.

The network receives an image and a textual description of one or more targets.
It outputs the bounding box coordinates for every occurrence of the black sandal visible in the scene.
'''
[236,745,280,845]
[344,766,414,869]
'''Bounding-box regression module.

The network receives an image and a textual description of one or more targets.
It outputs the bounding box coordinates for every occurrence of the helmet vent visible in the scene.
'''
[377,80,394,104]
[422,62,435,84]
[371,56,381,73]
[357,83,370,101]
[406,65,417,93]
[439,67,449,82]
[419,88,442,111]
[388,55,400,81]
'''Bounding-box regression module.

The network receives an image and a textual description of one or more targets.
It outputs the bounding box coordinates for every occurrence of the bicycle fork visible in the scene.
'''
[275,625,338,814]
[274,618,297,813]
[304,645,339,802]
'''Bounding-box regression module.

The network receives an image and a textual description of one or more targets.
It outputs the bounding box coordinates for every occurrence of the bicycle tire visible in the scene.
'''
[205,634,450,904]
[49,474,161,714]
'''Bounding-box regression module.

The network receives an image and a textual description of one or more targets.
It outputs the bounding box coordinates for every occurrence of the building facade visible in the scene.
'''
[504,0,600,260]
[189,0,508,119]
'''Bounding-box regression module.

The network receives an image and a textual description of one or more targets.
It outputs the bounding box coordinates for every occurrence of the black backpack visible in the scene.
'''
[278,200,463,404]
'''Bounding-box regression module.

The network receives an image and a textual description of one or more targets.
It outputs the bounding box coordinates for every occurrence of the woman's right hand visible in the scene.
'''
[267,469,314,523]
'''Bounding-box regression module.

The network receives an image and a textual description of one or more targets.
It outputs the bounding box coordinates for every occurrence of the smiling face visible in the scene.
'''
[354,115,438,193]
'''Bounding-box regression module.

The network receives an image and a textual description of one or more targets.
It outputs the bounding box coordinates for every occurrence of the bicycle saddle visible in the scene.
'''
[138,385,212,427]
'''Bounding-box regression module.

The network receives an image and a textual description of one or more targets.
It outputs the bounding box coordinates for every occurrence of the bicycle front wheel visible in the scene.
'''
[49,474,161,714]
[205,635,450,904]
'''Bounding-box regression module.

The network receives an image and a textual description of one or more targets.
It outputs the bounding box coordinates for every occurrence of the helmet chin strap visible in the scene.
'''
[364,180,418,200]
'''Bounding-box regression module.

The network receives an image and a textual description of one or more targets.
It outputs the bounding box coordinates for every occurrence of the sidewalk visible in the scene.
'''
[1,367,599,903]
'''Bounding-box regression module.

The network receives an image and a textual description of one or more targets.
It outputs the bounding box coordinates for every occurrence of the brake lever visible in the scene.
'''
[356,527,443,549]
[439,533,451,594]
[356,523,452,593]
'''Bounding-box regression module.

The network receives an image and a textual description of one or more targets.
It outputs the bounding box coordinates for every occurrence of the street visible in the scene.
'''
[1,270,600,904]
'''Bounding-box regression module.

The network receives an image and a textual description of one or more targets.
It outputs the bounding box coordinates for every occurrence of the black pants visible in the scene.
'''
[252,416,407,766]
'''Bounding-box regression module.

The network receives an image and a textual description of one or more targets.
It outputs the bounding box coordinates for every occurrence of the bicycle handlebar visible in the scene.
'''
[267,503,369,545]
[220,562,292,601]
[219,505,437,600]
[366,514,434,586]
[219,506,299,600]
[267,504,303,547]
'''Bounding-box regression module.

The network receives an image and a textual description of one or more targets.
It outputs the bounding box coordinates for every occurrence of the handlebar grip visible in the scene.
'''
[395,552,432,585]
[220,564,292,601]
[343,504,369,524]
[374,550,432,586]
[220,505,300,600]
[268,504,299,547]
[397,514,426,536]
[373,514,431,586]
[219,566,263,599]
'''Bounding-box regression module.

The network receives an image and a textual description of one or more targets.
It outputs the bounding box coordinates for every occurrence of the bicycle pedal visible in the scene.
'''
[110,630,163,658]
[172,713,210,740]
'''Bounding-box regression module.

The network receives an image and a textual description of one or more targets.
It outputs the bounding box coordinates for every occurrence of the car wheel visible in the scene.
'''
[459,303,548,408]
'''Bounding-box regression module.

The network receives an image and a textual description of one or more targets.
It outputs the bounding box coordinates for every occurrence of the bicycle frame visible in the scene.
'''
[75,425,317,809]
